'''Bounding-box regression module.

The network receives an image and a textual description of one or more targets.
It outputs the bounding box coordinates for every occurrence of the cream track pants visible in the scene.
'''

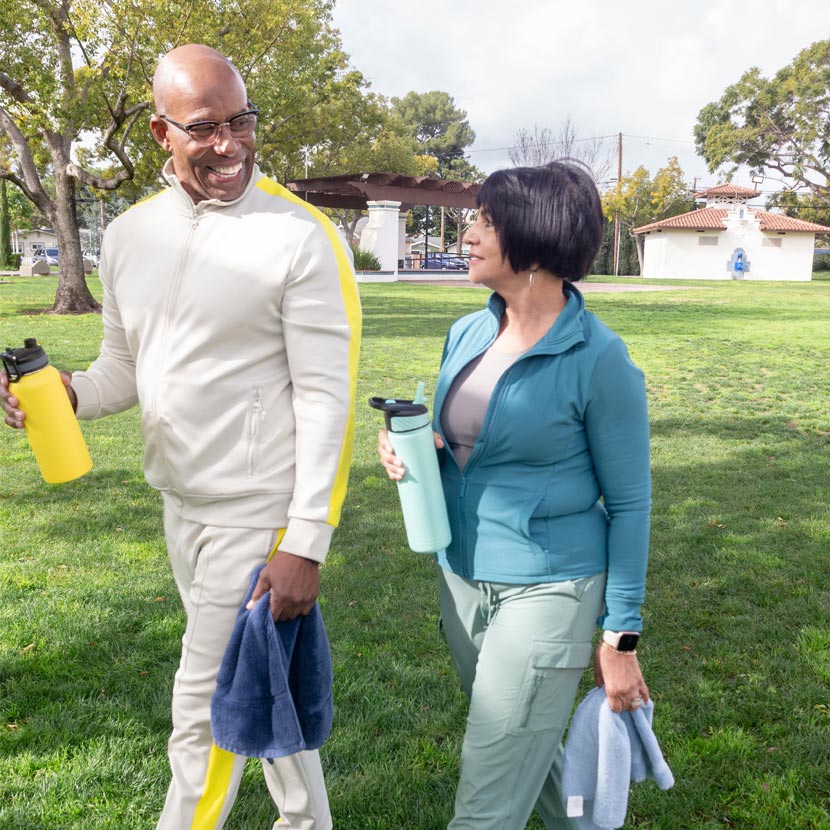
[156,498,332,830]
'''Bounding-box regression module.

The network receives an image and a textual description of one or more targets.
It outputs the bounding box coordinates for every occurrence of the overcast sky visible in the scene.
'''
[332,0,826,194]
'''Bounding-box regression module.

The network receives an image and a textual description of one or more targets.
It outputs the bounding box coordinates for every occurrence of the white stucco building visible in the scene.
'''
[634,185,830,281]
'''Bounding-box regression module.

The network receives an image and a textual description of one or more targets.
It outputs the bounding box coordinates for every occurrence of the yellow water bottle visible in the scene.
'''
[1,338,92,483]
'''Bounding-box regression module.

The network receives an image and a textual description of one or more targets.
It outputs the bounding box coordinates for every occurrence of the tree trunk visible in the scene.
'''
[0,179,12,268]
[50,165,100,315]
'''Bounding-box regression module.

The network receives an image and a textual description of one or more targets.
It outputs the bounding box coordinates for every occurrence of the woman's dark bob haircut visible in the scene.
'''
[475,161,604,281]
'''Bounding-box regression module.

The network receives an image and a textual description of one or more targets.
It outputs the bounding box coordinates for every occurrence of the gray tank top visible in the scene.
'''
[441,347,523,470]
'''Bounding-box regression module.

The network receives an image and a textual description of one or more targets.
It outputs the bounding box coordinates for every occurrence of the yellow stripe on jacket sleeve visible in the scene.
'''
[255,177,362,527]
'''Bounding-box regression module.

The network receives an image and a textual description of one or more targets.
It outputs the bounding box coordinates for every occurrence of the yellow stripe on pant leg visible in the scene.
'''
[191,744,237,830]
[192,529,286,829]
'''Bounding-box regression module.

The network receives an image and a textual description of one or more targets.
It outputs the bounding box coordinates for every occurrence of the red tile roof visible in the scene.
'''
[695,184,759,199]
[753,210,830,232]
[634,207,727,233]
[634,207,830,234]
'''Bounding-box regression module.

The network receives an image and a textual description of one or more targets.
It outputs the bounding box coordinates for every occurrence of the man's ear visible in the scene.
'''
[149,115,171,151]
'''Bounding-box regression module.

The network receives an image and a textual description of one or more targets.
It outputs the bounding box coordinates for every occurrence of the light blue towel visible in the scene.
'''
[562,686,674,829]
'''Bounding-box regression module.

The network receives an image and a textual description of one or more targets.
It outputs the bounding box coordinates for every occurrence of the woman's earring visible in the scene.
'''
[529,270,535,291]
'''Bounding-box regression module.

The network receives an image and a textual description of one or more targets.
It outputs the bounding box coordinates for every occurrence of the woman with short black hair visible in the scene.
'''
[380,161,652,829]
[473,162,604,279]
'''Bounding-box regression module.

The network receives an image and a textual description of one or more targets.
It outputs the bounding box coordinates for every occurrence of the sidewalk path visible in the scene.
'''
[403,278,699,293]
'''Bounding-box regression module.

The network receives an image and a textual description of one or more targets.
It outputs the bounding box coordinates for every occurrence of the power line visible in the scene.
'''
[466,133,619,155]
[623,134,697,146]
[467,132,698,156]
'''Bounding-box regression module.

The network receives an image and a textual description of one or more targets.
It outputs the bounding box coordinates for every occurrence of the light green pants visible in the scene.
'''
[438,566,606,830]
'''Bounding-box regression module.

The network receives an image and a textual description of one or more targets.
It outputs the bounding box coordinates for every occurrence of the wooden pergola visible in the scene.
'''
[285,172,481,211]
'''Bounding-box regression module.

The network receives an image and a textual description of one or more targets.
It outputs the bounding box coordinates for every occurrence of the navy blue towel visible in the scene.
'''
[210,564,333,759]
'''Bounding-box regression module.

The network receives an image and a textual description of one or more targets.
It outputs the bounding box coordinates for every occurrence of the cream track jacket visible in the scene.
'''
[73,162,362,562]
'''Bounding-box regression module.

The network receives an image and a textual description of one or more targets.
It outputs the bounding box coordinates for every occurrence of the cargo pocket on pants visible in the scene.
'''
[507,640,594,735]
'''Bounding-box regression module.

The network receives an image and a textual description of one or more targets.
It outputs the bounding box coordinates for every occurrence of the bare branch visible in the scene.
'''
[0,170,38,205]
[509,120,612,183]
[0,105,51,211]
[65,94,148,189]
[66,162,133,190]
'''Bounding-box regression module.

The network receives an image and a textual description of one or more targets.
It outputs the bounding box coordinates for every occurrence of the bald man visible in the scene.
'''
[1,44,361,830]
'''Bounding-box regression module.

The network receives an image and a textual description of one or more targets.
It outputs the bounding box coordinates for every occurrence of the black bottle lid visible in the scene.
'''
[0,338,49,381]
[368,396,430,432]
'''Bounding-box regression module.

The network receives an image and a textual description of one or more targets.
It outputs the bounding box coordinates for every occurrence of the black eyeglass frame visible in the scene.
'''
[159,103,260,144]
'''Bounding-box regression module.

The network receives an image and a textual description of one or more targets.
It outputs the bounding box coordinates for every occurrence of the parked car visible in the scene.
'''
[83,251,99,267]
[422,253,468,270]
[33,247,59,266]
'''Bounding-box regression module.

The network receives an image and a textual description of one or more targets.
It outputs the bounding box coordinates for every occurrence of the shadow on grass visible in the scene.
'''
[2,424,829,828]
[633,413,830,828]
[0,468,161,546]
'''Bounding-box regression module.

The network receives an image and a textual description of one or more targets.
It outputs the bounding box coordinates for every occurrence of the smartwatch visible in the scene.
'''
[602,630,640,652]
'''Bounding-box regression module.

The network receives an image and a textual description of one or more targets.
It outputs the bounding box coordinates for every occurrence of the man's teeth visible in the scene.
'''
[212,163,243,176]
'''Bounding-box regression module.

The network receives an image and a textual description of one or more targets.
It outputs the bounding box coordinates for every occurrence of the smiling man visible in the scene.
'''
[1,44,361,830]
[151,46,257,203]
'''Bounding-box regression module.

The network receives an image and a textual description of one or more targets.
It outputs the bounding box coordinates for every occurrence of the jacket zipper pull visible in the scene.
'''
[248,389,265,474]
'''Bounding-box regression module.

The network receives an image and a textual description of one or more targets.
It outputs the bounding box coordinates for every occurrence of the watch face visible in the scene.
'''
[617,633,639,652]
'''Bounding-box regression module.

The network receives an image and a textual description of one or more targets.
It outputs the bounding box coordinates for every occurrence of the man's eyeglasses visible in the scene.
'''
[159,104,259,146]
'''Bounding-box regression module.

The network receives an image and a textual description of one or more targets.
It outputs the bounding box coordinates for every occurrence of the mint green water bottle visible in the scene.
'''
[370,383,451,553]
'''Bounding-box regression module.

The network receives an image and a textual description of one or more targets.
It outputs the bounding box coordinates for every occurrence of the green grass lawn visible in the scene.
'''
[1,274,829,829]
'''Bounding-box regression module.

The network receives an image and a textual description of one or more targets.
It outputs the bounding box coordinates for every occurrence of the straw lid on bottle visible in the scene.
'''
[369,397,430,432]
[371,395,438,433]
[1,338,49,381]
[369,382,433,432]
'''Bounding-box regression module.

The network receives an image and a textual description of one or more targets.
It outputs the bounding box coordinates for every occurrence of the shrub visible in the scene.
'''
[813,252,830,271]
[351,245,382,271]
[0,253,20,270]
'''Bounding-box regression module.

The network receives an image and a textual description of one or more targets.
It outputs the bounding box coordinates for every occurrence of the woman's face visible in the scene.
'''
[463,209,515,287]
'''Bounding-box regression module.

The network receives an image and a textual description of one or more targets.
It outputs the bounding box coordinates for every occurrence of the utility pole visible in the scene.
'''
[423,205,429,270]
[440,206,446,253]
[613,132,622,277]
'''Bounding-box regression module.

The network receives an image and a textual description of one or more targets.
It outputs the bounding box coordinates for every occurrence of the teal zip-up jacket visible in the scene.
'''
[433,283,651,632]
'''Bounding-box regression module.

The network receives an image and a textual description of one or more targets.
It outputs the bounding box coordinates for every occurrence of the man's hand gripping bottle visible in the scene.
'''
[1,338,92,483]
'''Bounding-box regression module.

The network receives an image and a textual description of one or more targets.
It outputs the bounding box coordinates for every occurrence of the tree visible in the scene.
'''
[405,158,484,252]
[766,189,830,228]
[305,91,430,180]
[592,216,639,277]
[0,178,13,267]
[386,93,481,249]
[695,39,830,209]
[0,0,376,312]
[601,157,693,274]
[509,118,611,184]
[299,97,439,245]
[75,183,134,255]
[439,156,485,253]
[390,91,476,175]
